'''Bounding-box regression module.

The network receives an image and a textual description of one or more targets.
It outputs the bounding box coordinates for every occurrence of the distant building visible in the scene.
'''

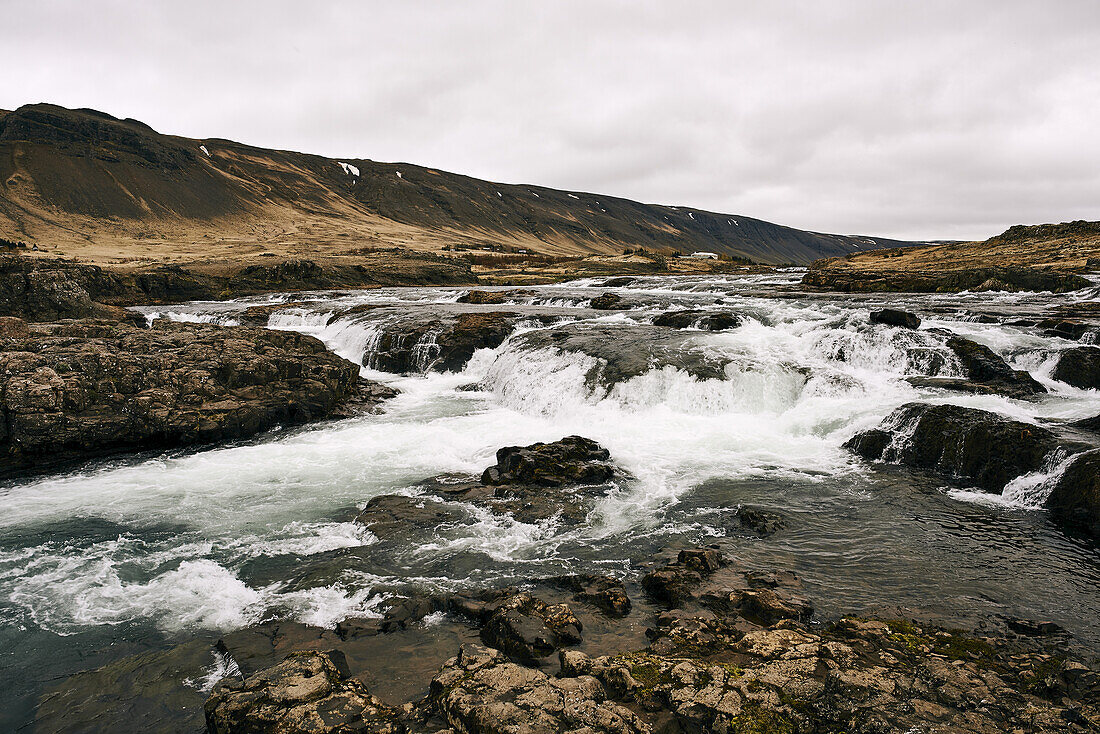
[689,251,719,260]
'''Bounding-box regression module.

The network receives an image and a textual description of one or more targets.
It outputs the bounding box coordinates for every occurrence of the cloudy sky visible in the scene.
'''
[3,0,1098,240]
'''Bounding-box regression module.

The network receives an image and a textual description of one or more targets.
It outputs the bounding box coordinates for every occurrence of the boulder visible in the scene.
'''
[870,308,921,329]
[736,506,786,536]
[652,309,742,331]
[1045,451,1100,541]
[0,315,29,338]
[589,292,622,310]
[600,277,635,287]
[1052,346,1100,389]
[845,403,1062,492]
[0,320,366,476]
[480,435,614,487]
[551,574,632,617]
[204,651,402,734]
[945,336,1046,397]
[427,644,646,733]
[366,311,519,373]
[479,593,583,660]
[353,494,464,538]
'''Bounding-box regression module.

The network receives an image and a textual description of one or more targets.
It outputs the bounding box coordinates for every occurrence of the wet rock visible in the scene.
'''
[870,307,921,328]
[1052,346,1100,389]
[367,311,519,373]
[803,262,1092,293]
[354,495,465,538]
[239,301,321,325]
[479,593,583,660]
[845,402,1063,492]
[0,320,361,477]
[329,379,399,418]
[551,574,632,617]
[204,650,403,734]
[945,335,1046,397]
[427,643,646,733]
[589,292,622,310]
[1045,451,1100,541]
[600,277,636,287]
[642,549,726,606]
[1039,319,1094,341]
[481,435,614,487]
[652,309,742,330]
[1070,413,1100,433]
[456,289,531,304]
[736,506,786,536]
[511,322,739,387]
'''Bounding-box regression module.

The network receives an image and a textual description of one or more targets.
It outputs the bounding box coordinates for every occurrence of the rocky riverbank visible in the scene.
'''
[0,317,392,477]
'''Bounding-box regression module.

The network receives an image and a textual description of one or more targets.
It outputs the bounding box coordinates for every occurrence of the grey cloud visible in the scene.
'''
[1,0,1098,240]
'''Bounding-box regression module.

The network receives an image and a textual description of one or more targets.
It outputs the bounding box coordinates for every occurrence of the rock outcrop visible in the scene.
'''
[204,651,402,734]
[869,307,920,328]
[916,335,1048,398]
[480,435,615,487]
[652,309,742,330]
[1052,346,1100,389]
[0,319,372,476]
[1045,450,1100,541]
[803,262,1092,294]
[589,292,623,310]
[845,403,1062,492]
[365,312,520,373]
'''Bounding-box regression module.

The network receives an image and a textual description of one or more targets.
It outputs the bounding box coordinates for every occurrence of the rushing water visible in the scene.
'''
[2,272,1099,730]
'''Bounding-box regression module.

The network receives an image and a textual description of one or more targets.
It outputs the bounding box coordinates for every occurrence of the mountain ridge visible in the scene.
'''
[0,103,922,264]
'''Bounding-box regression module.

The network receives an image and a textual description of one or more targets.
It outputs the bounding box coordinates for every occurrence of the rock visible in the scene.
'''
[1045,451,1100,541]
[366,311,519,373]
[329,379,399,418]
[0,315,29,338]
[869,308,921,328]
[1070,414,1100,433]
[551,574,632,617]
[354,494,465,538]
[427,644,646,734]
[802,262,1092,294]
[736,506,786,536]
[510,322,744,388]
[642,549,726,606]
[479,593,583,660]
[0,320,362,476]
[481,435,614,487]
[1052,346,1100,389]
[589,292,622,310]
[845,403,1063,492]
[204,650,403,734]
[945,335,1046,397]
[239,301,320,325]
[600,277,635,287]
[456,289,531,304]
[652,309,742,330]
[1039,319,1094,341]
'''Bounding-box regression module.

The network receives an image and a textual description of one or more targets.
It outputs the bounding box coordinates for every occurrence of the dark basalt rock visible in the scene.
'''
[551,574,632,617]
[479,593,583,660]
[353,494,465,538]
[803,263,1092,293]
[589,292,622,310]
[736,506,786,536]
[652,309,742,331]
[600,276,636,287]
[870,307,921,329]
[1052,346,1100,389]
[0,320,366,477]
[481,435,614,487]
[366,311,520,374]
[1070,413,1100,433]
[944,335,1046,397]
[204,650,403,734]
[1039,319,1094,341]
[845,402,1063,492]
[1045,451,1100,541]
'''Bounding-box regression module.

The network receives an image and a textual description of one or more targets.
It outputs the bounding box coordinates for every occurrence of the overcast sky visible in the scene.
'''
[3,0,1098,240]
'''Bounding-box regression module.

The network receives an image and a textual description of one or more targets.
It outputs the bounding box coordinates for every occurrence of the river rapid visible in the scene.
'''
[2,271,1098,730]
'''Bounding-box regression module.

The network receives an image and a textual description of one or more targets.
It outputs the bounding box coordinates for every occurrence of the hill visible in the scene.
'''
[0,103,920,265]
[802,220,1100,292]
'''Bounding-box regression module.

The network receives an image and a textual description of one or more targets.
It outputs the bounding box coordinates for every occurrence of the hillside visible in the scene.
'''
[802,220,1100,292]
[0,103,920,265]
